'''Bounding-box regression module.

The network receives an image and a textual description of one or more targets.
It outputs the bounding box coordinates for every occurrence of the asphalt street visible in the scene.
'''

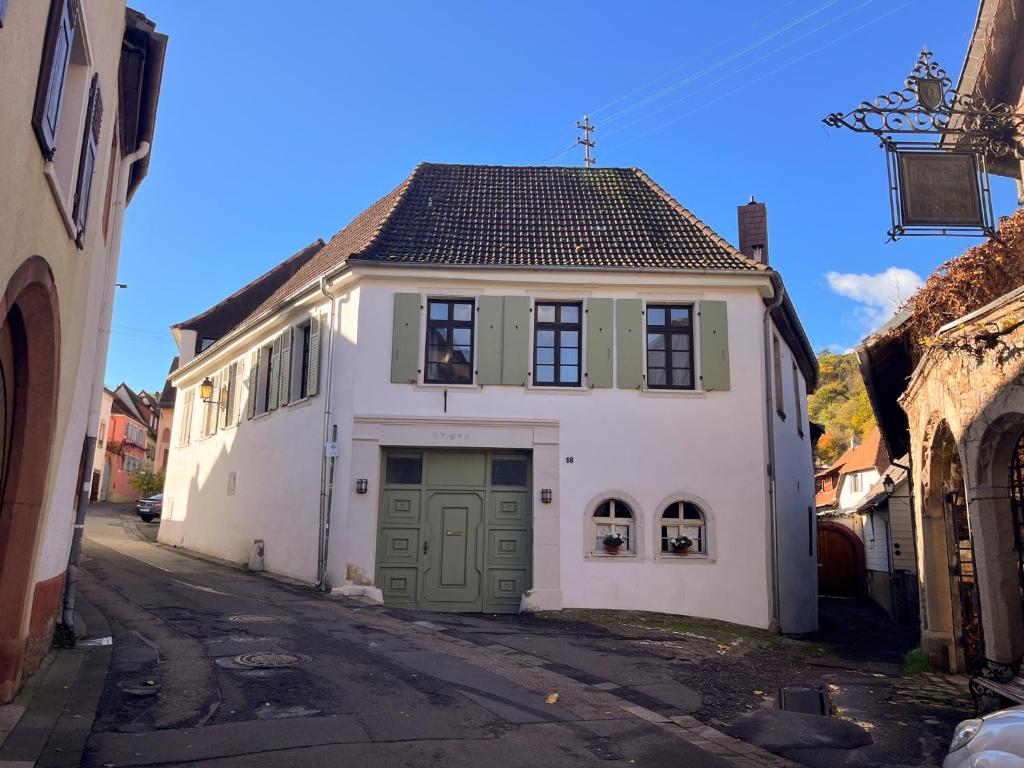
[77,506,740,767]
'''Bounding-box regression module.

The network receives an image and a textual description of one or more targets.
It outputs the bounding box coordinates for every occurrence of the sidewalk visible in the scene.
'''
[0,596,112,768]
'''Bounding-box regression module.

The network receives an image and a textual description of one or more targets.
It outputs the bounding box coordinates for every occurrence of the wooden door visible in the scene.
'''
[818,526,860,597]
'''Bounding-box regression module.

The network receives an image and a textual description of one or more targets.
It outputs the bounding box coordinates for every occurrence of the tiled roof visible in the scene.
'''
[236,163,763,333]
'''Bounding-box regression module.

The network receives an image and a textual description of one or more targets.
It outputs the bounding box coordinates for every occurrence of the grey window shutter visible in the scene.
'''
[586,298,613,388]
[501,296,529,386]
[223,363,236,428]
[209,372,220,435]
[306,314,321,397]
[616,299,643,389]
[32,0,78,159]
[72,73,102,248]
[699,300,730,391]
[391,293,421,383]
[246,351,259,418]
[279,329,292,406]
[268,336,282,410]
[476,296,504,385]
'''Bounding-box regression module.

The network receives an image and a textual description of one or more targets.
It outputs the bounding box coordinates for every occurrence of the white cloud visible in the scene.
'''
[825,267,924,331]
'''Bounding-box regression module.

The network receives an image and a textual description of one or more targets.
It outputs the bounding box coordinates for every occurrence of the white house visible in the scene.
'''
[160,163,819,633]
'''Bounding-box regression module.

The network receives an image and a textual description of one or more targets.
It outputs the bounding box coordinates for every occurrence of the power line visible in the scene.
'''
[597,0,842,127]
[602,0,916,155]
[535,141,581,166]
[588,0,805,117]
[602,0,878,141]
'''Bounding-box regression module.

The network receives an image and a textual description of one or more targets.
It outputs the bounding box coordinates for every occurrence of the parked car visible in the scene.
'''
[135,493,163,522]
[945,706,1024,767]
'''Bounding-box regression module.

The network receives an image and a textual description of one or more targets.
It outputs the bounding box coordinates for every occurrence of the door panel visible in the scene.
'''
[817,527,858,597]
[422,491,484,610]
[485,491,530,612]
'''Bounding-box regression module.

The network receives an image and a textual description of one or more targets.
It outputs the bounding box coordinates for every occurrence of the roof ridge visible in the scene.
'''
[629,167,768,272]
[172,238,325,329]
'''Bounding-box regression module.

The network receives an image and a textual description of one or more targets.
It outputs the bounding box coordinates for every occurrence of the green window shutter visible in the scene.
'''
[246,351,259,419]
[501,296,530,386]
[279,329,292,406]
[616,299,643,389]
[586,298,613,388]
[476,296,504,385]
[391,293,421,384]
[268,336,281,411]
[699,300,731,391]
[306,313,321,397]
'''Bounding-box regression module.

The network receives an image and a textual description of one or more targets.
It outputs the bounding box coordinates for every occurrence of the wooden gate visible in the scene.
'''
[817,521,864,597]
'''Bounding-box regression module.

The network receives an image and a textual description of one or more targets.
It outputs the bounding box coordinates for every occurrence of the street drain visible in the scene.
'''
[118,680,158,697]
[586,740,623,761]
[228,614,293,624]
[234,652,310,668]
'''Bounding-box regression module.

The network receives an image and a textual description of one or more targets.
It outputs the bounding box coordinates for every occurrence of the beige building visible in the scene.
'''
[860,0,1024,673]
[0,1,165,702]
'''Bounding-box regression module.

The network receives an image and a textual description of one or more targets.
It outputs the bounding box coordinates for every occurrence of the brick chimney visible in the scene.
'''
[737,197,768,265]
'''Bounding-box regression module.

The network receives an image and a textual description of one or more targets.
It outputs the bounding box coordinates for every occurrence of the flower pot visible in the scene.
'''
[674,548,690,556]
[605,545,620,555]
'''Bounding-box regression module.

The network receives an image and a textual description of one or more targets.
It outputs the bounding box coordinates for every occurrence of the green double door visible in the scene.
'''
[376,450,532,613]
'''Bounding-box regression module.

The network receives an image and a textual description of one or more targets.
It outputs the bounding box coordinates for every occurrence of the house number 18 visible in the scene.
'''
[565,457,574,464]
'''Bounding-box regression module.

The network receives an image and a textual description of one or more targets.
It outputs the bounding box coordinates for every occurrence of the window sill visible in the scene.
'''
[414,382,482,392]
[586,552,640,560]
[638,387,707,398]
[43,162,78,242]
[655,553,714,564]
[527,384,591,395]
[284,396,314,409]
[250,410,273,422]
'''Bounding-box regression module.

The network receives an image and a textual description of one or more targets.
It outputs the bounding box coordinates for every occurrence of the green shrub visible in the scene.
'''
[903,647,933,676]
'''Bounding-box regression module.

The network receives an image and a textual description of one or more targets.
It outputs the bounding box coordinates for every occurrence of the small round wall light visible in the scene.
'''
[355,478,368,494]
[540,488,552,504]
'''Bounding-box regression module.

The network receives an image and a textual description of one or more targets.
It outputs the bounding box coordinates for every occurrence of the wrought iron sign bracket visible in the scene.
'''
[823,48,1019,241]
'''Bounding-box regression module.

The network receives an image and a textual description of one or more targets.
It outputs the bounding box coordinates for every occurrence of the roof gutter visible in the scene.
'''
[763,279,787,633]
[316,276,340,591]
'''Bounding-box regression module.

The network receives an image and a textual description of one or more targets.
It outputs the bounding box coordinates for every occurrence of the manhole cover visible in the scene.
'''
[234,652,310,668]
[228,614,292,624]
[586,740,623,761]
[118,679,158,696]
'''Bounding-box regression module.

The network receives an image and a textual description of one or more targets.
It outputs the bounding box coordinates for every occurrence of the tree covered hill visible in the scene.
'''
[808,351,876,466]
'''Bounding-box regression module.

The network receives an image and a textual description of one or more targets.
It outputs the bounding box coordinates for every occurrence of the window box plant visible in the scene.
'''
[603,533,625,555]
[669,535,693,555]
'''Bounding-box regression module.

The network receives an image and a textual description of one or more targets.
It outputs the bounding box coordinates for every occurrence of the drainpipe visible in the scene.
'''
[62,142,151,630]
[315,275,339,591]
[763,274,786,633]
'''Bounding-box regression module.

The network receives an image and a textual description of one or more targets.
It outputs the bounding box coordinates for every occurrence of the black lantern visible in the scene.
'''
[540,489,552,504]
[355,478,368,494]
[882,475,895,497]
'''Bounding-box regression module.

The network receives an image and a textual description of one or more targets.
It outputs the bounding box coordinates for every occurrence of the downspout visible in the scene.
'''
[763,274,786,633]
[62,141,151,630]
[315,275,339,591]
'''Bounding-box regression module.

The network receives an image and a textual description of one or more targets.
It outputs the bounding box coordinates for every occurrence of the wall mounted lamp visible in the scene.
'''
[540,489,552,504]
[199,376,219,404]
[882,475,895,497]
[356,478,368,494]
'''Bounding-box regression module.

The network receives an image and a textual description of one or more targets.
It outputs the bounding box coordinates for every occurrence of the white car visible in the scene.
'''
[945,706,1024,767]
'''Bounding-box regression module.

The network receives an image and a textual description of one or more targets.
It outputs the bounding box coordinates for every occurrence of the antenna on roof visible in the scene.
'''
[576,115,596,167]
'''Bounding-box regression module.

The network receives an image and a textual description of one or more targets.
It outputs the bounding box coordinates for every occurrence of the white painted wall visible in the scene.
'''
[838,469,879,511]
[865,512,891,572]
[163,268,817,632]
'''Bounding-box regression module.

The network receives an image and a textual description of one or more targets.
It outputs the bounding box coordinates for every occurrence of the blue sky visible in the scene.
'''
[111,0,1017,393]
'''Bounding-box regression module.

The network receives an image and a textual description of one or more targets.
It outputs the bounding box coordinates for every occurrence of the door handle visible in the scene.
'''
[423,541,429,555]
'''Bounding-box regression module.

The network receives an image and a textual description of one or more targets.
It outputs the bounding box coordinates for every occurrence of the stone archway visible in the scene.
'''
[0,257,60,704]
[817,520,866,597]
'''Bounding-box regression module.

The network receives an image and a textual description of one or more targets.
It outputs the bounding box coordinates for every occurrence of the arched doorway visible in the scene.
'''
[817,521,865,597]
[0,257,60,703]
[1008,433,1024,625]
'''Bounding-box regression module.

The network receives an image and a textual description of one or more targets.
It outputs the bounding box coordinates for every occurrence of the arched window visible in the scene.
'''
[592,498,635,555]
[162,428,170,442]
[660,501,706,555]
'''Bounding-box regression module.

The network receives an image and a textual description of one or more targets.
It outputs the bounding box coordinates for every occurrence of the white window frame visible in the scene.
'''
[657,500,708,558]
[589,497,639,557]
[290,319,312,401]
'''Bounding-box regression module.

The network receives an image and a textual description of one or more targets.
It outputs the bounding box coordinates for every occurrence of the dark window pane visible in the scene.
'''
[594,501,611,518]
[671,334,690,351]
[560,365,579,383]
[427,346,447,363]
[492,457,528,486]
[453,303,473,322]
[560,330,578,347]
[672,369,692,387]
[647,308,665,326]
[648,368,666,386]
[662,503,680,519]
[429,303,448,320]
[427,363,444,380]
[670,308,690,326]
[537,304,556,323]
[647,333,665,350]
[683,502,702,520]
[386,455,422,484]
[537,330,555,347]
[450,364,472,383]
[536,347,554,365]
[536,365,555,383]
[612,500,634,519]
[453,328,471,346]
[648,351,665,368]
[452,346,471,364]
[428,328,448,345]
[560,348,578,365]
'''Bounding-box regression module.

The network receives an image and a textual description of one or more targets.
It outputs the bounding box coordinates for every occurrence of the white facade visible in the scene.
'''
[162,265,818,633]
[837,468,880,511]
